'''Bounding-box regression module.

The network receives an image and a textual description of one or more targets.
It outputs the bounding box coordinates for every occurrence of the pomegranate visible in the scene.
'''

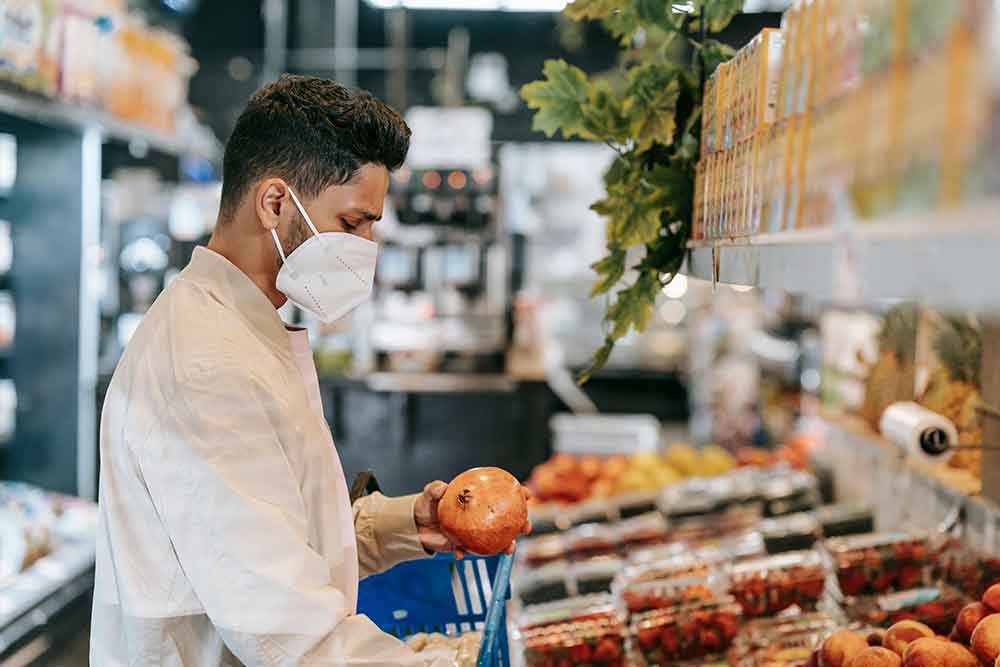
[438,467,527,556]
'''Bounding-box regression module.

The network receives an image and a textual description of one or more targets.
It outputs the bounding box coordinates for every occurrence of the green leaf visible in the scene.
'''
[699,39,736,80]
[691,0,742,32]
[624,64,682,152]
[577,337,615,385]
[520,59,593,139]
[605,270,660,339]
[563,0,621,22]
[565,0,640,43]
[590,248,627,297]
[581,79,632,143]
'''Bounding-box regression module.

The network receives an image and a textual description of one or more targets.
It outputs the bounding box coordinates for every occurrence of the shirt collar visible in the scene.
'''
[182,246,292,355]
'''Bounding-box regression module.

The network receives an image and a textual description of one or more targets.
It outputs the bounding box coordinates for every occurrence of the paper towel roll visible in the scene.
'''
[879,401,958,465]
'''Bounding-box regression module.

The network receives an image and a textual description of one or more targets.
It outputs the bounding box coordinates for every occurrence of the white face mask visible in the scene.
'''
[271,187,378,323]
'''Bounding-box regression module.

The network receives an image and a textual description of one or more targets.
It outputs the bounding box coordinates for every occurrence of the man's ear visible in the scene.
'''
[255,179,291,232]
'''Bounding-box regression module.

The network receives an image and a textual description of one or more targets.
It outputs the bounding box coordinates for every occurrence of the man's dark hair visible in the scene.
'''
[219,75,411,219]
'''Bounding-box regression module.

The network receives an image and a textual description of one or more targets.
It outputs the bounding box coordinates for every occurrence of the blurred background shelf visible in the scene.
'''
[686,200,1000,311]
[0,88,219,161]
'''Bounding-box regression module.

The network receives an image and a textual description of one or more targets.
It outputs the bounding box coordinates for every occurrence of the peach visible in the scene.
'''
[901,638,978,667]
[971,614,1000,666]
[955,602,991,643]
[884,621,935,656]
[984,584,1000,613]
[821,630,870,667]
[845,647,901,667]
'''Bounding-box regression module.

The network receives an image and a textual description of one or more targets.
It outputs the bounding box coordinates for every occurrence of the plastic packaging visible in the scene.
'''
[522,615,626,667]
[621,573,725,615]
[516,594,620,633]
[613,512,668,551]
[571,556,622,596]
[812,503,875,538]
[761,512,820,554]
[843,585,968,634]
[728,550,826,618]
[515,561,571,607]
[520,534,566,569]
[630,597,742,665]
[826,531,931,596]
[564,523,617,561]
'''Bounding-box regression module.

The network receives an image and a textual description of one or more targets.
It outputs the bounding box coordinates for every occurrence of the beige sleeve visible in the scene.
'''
[353,492,432,579]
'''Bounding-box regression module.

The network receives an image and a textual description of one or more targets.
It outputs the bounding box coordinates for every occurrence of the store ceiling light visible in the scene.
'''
[364,0,570,11]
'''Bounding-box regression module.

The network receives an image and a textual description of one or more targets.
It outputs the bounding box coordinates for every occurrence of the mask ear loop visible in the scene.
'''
[286,187,322,238]
[270,228,298,280]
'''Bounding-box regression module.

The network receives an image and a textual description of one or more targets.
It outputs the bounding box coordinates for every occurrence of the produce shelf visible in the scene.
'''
[817,410,998,542]
[0,540,96,655]
[0,87,219,161]
[686,200,1000,311]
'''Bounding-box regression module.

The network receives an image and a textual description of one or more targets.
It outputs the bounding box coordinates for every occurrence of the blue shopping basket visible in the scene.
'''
[357,552,512,666]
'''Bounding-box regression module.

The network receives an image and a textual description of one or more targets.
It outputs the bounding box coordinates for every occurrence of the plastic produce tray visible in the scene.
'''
[357,553,511,666]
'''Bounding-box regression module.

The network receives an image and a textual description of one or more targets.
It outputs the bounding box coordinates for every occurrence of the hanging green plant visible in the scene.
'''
[520,0,739,383]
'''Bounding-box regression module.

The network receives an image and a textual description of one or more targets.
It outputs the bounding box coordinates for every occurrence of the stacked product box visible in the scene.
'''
[695,0,999,239]
[697,29,783,240]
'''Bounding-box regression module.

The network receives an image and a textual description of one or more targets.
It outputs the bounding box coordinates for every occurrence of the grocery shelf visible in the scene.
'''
[818,410,997,541]
[366,372,516,393]
[0,539,95,655]
[686,200,1000,311]
[0,87,219,161]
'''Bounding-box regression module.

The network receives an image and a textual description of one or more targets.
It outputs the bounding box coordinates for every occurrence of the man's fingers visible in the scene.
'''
[504,542,516,555]
[418,527,453,553]
[521,519,533,535]
[424,480,448,500]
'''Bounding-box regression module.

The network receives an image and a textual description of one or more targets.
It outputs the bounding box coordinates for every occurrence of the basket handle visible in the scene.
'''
[476,551,515,667]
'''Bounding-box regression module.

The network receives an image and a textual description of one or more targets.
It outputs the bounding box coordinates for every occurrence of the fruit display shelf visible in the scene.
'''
[817,410,1000,556]
[685,199,1000,312]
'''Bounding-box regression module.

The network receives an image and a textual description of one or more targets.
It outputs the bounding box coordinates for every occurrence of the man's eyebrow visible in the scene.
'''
[348,208,381,221]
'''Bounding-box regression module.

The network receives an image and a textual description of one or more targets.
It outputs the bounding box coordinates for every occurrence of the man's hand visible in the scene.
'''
[414,480,532,558]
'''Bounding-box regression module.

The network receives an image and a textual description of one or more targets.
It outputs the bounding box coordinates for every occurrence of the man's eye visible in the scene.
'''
[341,219,357,231]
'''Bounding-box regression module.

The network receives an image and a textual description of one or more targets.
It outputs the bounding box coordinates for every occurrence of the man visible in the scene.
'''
[92,75,527,666]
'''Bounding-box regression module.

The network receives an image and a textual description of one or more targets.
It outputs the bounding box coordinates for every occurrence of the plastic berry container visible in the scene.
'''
[621,573,725,616]
[614,512,669,551]
[843,585,969,635]
[826,531,931,597]
[517,594,620,633]
[564,523,619,562]
[727,550,826,618]
[520,534,567,569]
[572,556,624,596]
[516,561,571,607]
[732,612,839,652]
[939,545,1000,598]
[522,615,626,667]
[630,597,743,665]
[614,554,712,596]
[760,512,820,554]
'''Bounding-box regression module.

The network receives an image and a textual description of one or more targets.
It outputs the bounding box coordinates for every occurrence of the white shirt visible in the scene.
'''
[91,246,431,666]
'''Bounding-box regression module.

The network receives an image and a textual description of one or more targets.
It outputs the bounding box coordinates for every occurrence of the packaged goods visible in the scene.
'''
[761,512,820,554]
[631,598,742,665]
[516,560,571,606]
[572,557,622,596]
[826,532,931,597]
[520,534,566,569]
[727,550,826,618]
[621,572,724,615]
[613,512,668,551]
[812,504,875,538]
[522,614,626,667]
[844,585,968,634]
[0,0,60,96]
[564,523,617,561]
[517,594,620,633]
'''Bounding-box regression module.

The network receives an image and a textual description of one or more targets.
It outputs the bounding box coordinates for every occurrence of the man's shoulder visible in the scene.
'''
[124,277,260,386]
